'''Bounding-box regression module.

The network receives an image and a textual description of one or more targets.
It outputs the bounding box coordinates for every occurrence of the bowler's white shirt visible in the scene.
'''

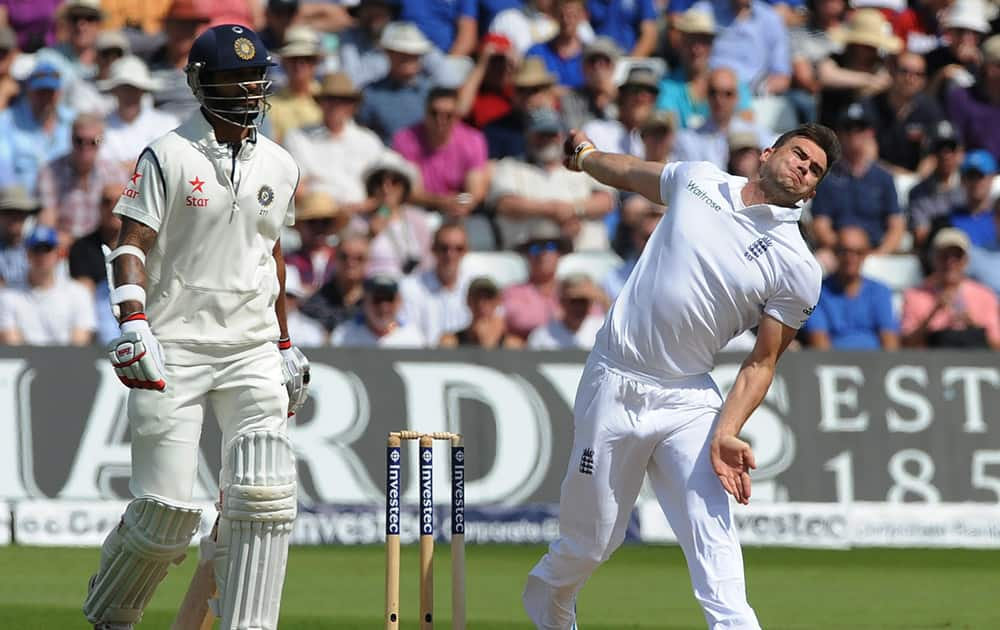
[100,107,179,166]
[0,277,96,345]
[399,269,471,345]
[283,121,384,204]
[594,161,821,379]
[330,318,426,348]
[527,314,604,350]
[115,112,298,345]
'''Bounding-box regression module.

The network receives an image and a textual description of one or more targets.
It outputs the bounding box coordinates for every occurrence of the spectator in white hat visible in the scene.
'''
[357,22,436,143]
[93,30,130,83]
[926,0,991,94]
[269,26,324,144]
[97,55,178,169]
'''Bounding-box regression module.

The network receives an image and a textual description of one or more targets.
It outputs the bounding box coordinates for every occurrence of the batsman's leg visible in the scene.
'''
[524,361,655,630]
[647,403,761,630]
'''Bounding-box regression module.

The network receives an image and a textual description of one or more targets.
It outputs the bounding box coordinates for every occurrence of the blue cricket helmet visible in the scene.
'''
[185,24,275,129]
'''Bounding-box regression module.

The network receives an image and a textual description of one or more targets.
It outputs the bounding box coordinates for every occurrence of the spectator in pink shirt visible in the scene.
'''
[392,86,490,220]
[901,228,1000,349]
[503,223,570,341]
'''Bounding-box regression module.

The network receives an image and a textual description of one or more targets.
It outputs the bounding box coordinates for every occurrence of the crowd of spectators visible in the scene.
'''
[1,0,999,351]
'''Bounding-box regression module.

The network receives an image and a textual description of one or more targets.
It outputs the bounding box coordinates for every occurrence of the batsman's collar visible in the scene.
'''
[188,108,259,161]
[725,177,803,223]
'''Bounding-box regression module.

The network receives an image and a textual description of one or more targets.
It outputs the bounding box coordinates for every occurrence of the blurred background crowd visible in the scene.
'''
[0,0,999,351]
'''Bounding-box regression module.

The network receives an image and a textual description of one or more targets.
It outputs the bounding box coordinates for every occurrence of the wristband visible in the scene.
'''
[278,337,292,350]
[572,142,596,170]
[121,312,147,323]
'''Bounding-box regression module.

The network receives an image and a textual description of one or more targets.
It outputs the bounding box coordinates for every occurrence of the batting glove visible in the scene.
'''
[279,338,310,416]
[107,313,167,390]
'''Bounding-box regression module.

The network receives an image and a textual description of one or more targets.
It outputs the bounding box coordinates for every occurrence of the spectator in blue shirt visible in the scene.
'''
[968,204,1000,296]
[0,185,42,287]
[690,0,791,94]
[936,150,998,249]
[810,102,905,260]
[338,0,399,89]
[483,57,560,159]
[525,0,588,89]
[587,0,659,57]
[0,62,75,194]
[357,22,435,144]
[401,0,478,57]
[802,226,900,350]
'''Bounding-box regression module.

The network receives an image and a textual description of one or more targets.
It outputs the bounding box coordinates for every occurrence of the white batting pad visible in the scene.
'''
[213,431,297,630]
[83,496,202,624]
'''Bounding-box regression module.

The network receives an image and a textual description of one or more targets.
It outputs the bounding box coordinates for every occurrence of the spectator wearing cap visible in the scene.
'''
[400,0,477,58]
[357,22,435,143]
[584,67,659,158]
[0,186,42,286]
[932,150,999,249]
[398,220,472,345]
[925,0,991,92]
[483,56,560,160]
[0,225,95,345]
[93,30,131,84]
[148,0,212,119]
[284,72,384,217]
[35,0,103,83]
[268,26,324,144]
[67,182,122,343]
[810,102,905,260]
[330,274,426,347]
[440,275,523,348]
[865,51,943,176]
[490,107,615,250]
[300,230,369,332]
[2,0,62,53]
[259,0,300,53]
[560,37,620,132]
[946,35,1000,162]
[815,9,899,129]
[726,129,762,178]
[0,26,19,111]
[786,0,846,123]
[97,55,178,169]
[527,272,606,349]
[456,33,518,129]
[588,0,659,57]
[901,227,1000,349]
[603,202,662,299]
[283,265,327,347]
[37,112,125,240]
[502,222,573,340]
[525,0,589,89]
[801,226,899,350]
[673,67,775,169]
[337,0,399,89]
[0,61,75,194]
[352,151,435,277]
[639,111,677,162]
[393,86,490,220]
[908,120,965,246]
[687,0,791,95]
[656,10,752,130]
[286,191,347,293]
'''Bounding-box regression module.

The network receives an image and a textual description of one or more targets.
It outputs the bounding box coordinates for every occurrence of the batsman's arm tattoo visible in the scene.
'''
[113,217,158,321]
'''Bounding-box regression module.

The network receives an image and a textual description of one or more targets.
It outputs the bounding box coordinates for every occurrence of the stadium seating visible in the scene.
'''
[556,251,624,282]
[460,251,528,287]
[751,96,798,135]
[861,254,924,292]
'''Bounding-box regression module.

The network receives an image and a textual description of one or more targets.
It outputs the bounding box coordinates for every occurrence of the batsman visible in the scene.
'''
[83,24,309,630]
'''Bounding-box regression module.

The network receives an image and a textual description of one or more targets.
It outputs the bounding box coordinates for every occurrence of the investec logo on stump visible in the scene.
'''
[452,447,465,535]
[386,446,401,536]
[420,446,434,536]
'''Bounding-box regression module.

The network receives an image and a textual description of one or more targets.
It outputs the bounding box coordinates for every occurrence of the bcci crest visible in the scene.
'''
[257,184,275,214]
[234,37,256,60]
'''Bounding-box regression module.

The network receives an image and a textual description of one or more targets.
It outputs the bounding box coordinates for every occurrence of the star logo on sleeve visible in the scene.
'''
[189,177,206,193]
[129,172,142,185]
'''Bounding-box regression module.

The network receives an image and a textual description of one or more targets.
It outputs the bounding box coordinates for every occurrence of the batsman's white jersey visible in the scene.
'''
[115,112,298,345]
[524,161,821,630]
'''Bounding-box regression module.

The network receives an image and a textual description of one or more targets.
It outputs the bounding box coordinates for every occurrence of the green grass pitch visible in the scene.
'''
[1,544,997,629]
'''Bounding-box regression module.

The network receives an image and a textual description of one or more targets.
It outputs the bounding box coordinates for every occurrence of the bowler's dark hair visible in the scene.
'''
[772,123,841,179]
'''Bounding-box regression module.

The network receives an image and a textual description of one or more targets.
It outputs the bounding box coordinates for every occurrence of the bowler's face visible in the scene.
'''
[761,138,828,201]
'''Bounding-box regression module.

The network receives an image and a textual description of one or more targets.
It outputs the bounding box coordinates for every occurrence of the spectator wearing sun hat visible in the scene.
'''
[0,186,43,287]
[357,22,436,143]
[0,224,96,346]
[286,190,348,292]
[268,26,325,143]
[482,56,560,160]
[97,55,178,169]
[0,61,75,194]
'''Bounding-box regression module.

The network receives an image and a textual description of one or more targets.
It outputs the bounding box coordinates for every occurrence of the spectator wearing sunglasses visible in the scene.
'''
[34,0,112,114]
[398,220,472,346]
[68,183,123,344]
[0,61,75,194]
[37,113,126,240]
[0,225,95,346]
[801,226,899,350]
[331,273,425,347]
[503,222,579,341]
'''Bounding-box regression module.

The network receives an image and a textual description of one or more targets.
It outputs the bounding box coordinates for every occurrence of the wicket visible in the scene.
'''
[385,431,466,630]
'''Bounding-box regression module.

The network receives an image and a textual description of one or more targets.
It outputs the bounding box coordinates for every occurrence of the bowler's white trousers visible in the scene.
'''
[128,341,289,502]
[524,356,762,630]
